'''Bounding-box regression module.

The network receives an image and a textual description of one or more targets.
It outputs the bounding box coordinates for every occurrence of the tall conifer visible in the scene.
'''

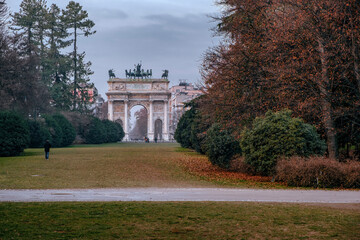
[62,1,95,111]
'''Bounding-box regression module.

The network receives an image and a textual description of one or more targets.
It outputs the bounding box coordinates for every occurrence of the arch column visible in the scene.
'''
[108,100,114,121]
[124,100,129,141]
[163,100,169,141]
[148,100,154,141]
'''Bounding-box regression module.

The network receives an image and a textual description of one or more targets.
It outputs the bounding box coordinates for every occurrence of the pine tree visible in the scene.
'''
[45,3,72,110]
[62,1,95,111]
[5,0,50,115]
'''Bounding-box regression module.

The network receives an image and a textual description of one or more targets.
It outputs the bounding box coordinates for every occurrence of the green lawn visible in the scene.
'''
[0,142,284,189]
[1,202,359,240]
[1,143,360,239]
[0,143,216,189]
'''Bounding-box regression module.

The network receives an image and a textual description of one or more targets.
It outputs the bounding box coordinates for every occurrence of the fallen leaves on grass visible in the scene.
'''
[177,154,272,183]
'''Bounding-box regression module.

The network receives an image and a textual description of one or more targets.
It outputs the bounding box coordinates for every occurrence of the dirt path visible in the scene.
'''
[1,188,359,203]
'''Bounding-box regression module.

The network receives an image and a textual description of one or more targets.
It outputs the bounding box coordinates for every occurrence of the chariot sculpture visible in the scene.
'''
[125,62,152,79]
[109,62,169,80]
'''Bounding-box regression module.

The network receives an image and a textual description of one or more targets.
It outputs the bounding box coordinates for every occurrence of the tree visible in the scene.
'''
[174,104,197,148]
[129,108,147,139]
[11,0,46,56]
[62,1,95,110]
[85,117,106,144]
[0,111,29,156]
[205,123,241,169]
[1,0,49,115]
[53,113,76,146]
[43,114,63,147]
[28,119,50,148]
[201,0,360,159]
[240,110,326,176]
[45,3,73,110]
[0,1,7,28]
[103,119,125,143]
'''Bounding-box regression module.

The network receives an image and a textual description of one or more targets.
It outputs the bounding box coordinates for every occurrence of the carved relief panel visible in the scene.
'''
[153,102,164,113]
[114,104,125,113]
[153,83,166,90]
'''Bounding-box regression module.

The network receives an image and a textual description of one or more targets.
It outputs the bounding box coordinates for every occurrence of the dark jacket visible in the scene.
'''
[44,142,51,152]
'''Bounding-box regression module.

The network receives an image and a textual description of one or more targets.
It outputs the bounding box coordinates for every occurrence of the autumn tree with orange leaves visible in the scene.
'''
[201,0,360,159]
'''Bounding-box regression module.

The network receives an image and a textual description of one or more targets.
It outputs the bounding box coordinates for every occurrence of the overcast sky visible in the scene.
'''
[6,0,221,98]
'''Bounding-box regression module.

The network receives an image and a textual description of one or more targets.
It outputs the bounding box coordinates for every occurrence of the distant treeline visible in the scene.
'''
[0,111,124,157]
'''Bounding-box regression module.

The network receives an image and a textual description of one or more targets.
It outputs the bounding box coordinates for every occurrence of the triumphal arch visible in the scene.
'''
[106,64,171,141]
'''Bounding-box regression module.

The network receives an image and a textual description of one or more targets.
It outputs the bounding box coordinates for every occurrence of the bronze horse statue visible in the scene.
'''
[161,70,169,79]
[108,69,116,78]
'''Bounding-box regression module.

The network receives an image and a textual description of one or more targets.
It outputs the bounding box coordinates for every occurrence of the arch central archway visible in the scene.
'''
[106,77,171,141]
[129,105,148,140]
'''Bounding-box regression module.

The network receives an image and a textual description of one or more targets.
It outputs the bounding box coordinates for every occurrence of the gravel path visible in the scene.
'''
[1,188,359,203]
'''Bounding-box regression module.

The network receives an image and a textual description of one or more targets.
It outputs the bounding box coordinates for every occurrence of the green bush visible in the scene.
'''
[174,107,196,148]
[0,111,29,156]
[85,118,106,144]
[28,120,50,148]
[102,119,125,143]
[205,123,241,169]
[43,114,63,147]
[53,114,76,147]
[190,113,211,154]
[240,110,326,176]
[61,112,92,143]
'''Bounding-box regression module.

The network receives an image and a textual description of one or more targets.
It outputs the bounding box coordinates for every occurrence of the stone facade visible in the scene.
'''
[169,82,203,138]
[106,78,171,141]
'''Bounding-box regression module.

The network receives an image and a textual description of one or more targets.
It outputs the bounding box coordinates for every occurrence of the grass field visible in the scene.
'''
[0,142,282,189]
[1,143,359,239]
[1,202,359,239]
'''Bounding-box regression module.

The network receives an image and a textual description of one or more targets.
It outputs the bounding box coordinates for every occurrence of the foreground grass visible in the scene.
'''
[1,202,359,239]
[0,143,214,189]
[0,143,285,189]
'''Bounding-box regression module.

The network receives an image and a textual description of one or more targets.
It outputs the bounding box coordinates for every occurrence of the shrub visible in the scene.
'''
[102,119,125,143]
[205,123,241,169]
[53,114,76,147]
[0,111,29,156]
[85,117,106,144]
[190,113,212,154]
[240,110,326,176]
[174,107,196,148]
[276,156,360,188]
[61,111,92,143]
[28,120,50,148]
[43,114,63,147]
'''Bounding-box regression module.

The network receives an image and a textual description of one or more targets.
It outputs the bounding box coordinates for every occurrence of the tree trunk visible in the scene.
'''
[73,23,77,109]
[318,38,338,159]
[352,33,360,93]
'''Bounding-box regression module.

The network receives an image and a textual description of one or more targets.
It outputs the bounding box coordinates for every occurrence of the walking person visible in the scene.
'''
[44,140,51,160]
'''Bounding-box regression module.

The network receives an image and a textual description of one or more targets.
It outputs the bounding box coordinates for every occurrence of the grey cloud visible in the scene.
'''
[92,8,128,20]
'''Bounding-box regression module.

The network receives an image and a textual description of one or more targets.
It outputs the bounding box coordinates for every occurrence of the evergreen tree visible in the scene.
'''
[45,3,72,110]
[53,113,76,146]
[73,52,95,113]
[3,0,49,115]
[28,119,50,148]
[62,1,95,110]
[0,111,29,156]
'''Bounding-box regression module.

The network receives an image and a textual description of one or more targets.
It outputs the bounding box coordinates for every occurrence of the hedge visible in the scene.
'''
[276,156,360,188]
